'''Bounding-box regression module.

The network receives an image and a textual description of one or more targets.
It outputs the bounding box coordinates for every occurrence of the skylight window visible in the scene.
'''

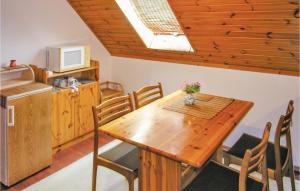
[115,0,194,52]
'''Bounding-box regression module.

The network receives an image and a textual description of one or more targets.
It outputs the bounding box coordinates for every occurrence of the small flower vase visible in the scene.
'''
[184,93,195,105]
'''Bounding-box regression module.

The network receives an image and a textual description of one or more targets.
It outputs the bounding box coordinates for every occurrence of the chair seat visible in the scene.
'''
[183,162,263,191]
[227,134,288,170]
[99,142,139,171]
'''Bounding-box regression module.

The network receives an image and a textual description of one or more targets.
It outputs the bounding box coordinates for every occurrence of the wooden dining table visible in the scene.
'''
[99,90,253,191]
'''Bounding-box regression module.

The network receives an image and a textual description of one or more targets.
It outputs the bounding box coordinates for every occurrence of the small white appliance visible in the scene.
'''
[46,45,90,72]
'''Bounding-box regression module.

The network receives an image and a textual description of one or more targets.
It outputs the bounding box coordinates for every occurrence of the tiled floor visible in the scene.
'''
[1,134,113,191]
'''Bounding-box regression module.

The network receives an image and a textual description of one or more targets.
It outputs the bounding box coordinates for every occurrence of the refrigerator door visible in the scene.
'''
[0,84,52,186]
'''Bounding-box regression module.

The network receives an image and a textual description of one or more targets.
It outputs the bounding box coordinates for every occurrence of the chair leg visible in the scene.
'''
[127,176,135,191]
[223,152,231,166]
[275,171,284,191]
[288,160,296,191]
[92,164,98,191]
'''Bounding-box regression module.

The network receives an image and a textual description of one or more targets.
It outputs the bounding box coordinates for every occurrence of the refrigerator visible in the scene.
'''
[0,82,52,186]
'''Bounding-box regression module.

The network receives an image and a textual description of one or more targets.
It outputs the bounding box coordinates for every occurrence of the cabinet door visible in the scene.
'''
[76,82,99,136]
[6,91,52,186]
[52,89,75,147]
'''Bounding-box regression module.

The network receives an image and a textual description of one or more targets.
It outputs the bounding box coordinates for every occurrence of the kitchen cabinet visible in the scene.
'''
[51,82,99,148]
[31,61,100,150]
[51,88,75,147]
[77,82,99,136]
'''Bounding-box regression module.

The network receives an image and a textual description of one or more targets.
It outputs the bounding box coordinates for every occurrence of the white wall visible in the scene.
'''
[1,0,111,80]
[2,0,300,167]
[111,56,300,166]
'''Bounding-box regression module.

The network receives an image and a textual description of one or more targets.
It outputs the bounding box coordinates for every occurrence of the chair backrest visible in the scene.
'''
[93,94,133,127]
[274,100,294,171]
[239,122,272,191]
[92,94,134,154]
[133,82,163,109]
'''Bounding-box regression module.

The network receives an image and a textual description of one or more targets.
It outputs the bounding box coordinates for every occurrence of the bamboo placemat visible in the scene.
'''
[162,93,234,119]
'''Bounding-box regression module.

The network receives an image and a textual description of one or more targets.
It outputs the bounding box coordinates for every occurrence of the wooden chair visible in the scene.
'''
[183,122,271,191]
[92,94,138,191]
[224,100,295,191]
[100,81,124,103]
[133,82,163,109]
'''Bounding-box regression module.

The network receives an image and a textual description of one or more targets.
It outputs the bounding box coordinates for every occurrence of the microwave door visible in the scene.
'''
[61,47,85,71]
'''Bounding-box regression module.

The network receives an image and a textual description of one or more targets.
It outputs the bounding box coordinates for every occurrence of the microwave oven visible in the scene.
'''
[46,45,90,72]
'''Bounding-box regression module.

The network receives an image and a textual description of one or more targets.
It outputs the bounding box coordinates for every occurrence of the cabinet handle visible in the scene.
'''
[7,106,14,127]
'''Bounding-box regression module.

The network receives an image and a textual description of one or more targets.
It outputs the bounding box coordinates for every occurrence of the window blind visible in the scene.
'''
[129,0,183,35]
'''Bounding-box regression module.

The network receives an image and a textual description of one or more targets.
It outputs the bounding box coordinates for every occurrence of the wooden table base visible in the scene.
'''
[139,149,182,191]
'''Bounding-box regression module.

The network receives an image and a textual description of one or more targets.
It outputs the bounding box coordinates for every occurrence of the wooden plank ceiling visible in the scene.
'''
[68,0,299,76]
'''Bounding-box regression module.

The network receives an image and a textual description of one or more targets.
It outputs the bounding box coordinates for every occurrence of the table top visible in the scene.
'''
[99,91,253,167]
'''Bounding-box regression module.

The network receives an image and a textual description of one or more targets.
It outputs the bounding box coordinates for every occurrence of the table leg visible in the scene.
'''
[139,149,181,191]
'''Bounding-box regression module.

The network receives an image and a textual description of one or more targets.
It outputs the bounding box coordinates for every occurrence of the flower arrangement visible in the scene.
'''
[183,82,201,94]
